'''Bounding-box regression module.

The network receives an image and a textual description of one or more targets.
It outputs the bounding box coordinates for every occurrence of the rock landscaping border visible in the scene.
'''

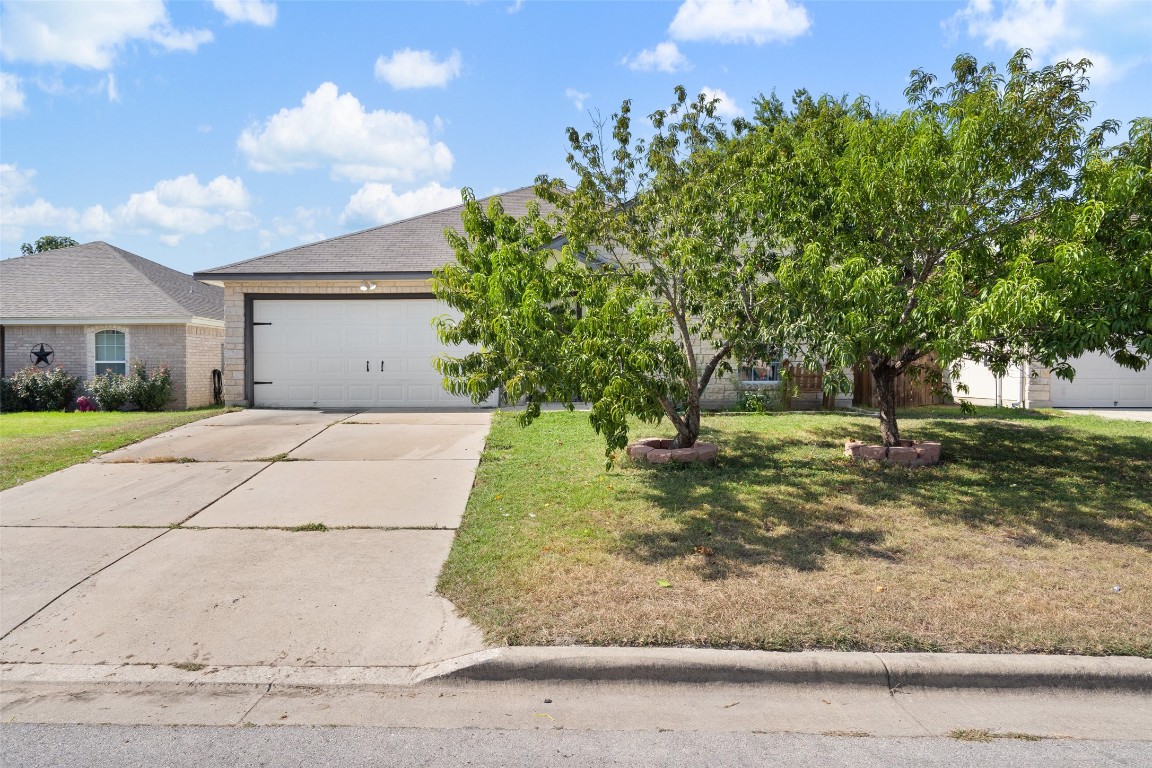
[845,439,941,467]
[626,438,719,465]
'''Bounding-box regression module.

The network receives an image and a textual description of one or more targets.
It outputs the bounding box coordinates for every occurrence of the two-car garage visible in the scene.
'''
[250,297,492,409]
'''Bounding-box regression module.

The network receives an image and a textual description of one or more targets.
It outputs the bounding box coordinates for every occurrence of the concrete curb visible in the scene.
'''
[435,647,1152,692]
[3,648,1149,692]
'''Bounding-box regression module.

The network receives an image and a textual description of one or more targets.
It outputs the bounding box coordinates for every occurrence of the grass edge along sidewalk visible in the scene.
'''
[439,407,1151,657]
[0,407,229,490]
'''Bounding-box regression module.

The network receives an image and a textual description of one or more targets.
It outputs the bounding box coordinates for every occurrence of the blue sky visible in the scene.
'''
[2,0,1149,275]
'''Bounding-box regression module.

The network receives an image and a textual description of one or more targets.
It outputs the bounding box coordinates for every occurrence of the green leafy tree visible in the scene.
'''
[739,50,1145,445]
[434,88,780,458]
[20,235,79,256]
[1021,118,1152,376]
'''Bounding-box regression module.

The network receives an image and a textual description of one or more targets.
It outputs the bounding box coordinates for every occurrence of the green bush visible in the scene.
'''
[87,360,174,411]
[0,376,30,412]
[87,371,132,411]
[0,366,80,412]
[127,360,173,412]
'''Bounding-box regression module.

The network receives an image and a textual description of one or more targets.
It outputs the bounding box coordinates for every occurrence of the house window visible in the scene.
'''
[94,330,126,376]
[740,360,781,383]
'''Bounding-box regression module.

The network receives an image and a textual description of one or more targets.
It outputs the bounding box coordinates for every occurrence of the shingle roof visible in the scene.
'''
[0,242,223,321]
[196,185,551,277]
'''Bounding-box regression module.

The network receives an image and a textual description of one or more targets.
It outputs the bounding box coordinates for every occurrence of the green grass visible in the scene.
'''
[439,406,1151,656]
[0,408,229,489]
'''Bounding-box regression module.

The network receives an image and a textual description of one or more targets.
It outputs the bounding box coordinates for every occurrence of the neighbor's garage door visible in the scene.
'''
[251,298,493,408]
[1049,352,1152,408]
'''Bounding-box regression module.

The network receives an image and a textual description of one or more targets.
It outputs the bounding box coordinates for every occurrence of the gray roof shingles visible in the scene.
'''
[196,185,549,277]
[1,242,223,321]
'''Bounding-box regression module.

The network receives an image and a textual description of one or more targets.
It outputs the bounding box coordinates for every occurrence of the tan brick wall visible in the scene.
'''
[221,279,432,405]
[117,325,188,409]
[2,325,87,379]
[2,323,222,410]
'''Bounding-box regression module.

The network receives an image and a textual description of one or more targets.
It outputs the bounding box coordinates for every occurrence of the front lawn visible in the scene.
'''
[440,407,1151,656]
[0,408,229,490]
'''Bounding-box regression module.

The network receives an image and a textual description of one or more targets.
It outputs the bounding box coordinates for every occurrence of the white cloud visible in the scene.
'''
[949,0,1068,56]
[947,1,1148,86]
[565,87,590,111]
[0,164,37,207]
[669,0,811,45]
[238,82,454,182]
[258,206,326,249]
[0,164,79,241]
[507,0,525,13]
[699,87,744,118]
[115,174,255,242]
[104,73,120,103]
[341,182,460,226]
[0,167,256,245]
[212,0,278,27]
[1,73,27,117]
[375,49,462,89]
[0,0,212,70]
[623,42,692,73]
[1054,47,1138,86]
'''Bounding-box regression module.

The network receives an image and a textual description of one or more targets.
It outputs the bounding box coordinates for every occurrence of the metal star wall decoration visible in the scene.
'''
[30,343,54,367]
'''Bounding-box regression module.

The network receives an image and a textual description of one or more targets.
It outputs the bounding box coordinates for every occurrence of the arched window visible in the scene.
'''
[94,330,126,376]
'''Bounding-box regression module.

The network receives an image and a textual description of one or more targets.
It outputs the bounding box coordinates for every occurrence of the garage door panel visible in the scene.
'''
[1049,352,1152,407]
[317,385,344,401]
[252,298,491,408]
[1119,383,1149,399]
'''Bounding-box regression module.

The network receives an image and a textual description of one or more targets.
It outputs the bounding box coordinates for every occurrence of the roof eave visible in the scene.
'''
[1,315,224,328]
[192,271,435,282]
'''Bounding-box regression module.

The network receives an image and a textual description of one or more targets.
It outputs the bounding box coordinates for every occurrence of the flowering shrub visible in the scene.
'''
[87,371,132,411]
[75,395,95,412]
[0,366,80,412]
[128,360,173,411]
[87,360,174,411]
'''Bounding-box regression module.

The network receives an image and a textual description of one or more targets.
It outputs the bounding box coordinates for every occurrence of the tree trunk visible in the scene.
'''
[872,367,901,446]
[670,398,700,448]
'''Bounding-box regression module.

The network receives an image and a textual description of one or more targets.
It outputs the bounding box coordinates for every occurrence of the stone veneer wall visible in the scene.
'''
[1026,366,1052,407]
[221,279,432,406]
[184,324,225,408]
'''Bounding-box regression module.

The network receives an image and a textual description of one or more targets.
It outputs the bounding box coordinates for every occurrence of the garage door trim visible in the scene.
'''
[244,292,438,406]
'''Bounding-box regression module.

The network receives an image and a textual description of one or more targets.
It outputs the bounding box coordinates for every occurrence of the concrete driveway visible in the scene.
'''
[1056,408,1152,422]
[0,409,490,676]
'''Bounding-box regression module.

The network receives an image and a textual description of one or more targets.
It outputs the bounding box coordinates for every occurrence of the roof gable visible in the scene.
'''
[0,242,223,321]
[196,185,550,278]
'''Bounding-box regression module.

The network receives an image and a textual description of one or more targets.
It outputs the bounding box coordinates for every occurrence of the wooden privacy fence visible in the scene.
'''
[852,359,949,408]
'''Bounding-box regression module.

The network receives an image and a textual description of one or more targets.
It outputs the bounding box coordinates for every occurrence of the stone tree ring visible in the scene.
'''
[30,343,54,367]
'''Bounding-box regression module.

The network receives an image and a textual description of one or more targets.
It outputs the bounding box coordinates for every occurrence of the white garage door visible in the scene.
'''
[1050,352,1152,408]
[252,298,493,408]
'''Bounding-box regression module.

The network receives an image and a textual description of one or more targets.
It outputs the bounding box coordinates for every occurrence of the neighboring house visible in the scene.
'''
[954,357,1152,409]
[1,242,225,409]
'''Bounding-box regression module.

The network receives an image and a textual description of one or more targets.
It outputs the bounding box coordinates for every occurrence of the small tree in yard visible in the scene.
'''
[434,88,780,458]
[739,50,1149,446]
